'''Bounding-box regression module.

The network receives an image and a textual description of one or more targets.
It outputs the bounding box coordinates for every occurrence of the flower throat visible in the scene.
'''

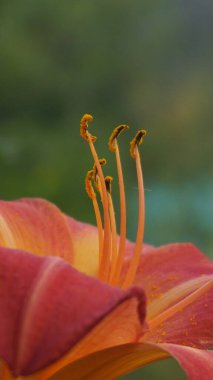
[80,114,146,289]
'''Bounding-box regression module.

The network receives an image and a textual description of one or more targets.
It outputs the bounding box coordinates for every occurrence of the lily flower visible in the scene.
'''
[0,115,213,380]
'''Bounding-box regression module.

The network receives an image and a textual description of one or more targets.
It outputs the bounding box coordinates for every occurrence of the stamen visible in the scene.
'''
[105,175,113,194]
[80,114,97,142]
[85,170,96,200]
[80,114,111,281]
[105,176,118,273]
[122,130,147,288]
[93,158,107,195]
[109,124,129,152]
[85,170,104,262]
[130,129,147,159]
[108,125,129,285]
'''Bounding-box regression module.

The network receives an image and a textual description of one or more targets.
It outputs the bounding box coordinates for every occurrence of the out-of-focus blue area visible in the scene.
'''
[130,180,213,254]
[0,1,212,378]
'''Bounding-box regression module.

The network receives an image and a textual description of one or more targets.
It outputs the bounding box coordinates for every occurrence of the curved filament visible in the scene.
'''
[109,140,127,285]
[122,145,145,288]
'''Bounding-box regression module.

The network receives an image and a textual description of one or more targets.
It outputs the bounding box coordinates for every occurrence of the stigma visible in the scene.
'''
[80,114,146,288]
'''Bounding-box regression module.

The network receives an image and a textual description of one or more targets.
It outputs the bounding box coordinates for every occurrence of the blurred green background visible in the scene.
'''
[0,1,212,378]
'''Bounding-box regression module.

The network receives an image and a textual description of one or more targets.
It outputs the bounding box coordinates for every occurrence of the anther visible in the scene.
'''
[93,158,107,193]
[93,158,107,182]
[105,176,113,194]
[109,125,129,152]
[85,170,96,200]
[80,114,97,142]
[130,129,147,159]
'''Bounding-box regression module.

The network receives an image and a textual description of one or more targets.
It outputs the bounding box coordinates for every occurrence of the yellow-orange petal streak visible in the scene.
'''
[145,278,213,332]
[66,217,99,276]
[147,274,213,321]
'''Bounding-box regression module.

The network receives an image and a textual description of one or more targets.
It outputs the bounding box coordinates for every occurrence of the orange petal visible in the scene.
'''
[0,198,73,262]
[48,342,213,380]
[67,216,153,276]
[47,342,169,380]
[66,217,99,276]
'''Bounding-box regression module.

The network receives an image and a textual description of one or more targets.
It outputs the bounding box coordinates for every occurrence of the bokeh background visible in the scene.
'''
[1,1,213,379]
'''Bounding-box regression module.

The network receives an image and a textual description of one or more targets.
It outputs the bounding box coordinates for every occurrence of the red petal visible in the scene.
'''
[143,277,213,349]
[127,242,213,304]
[0,198,73,262]
[35,297,146,379]
[133,243,213,349]
[0,247,146,376]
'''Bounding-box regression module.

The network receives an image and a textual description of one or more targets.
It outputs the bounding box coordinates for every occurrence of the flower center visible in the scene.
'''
[80,114,146,288]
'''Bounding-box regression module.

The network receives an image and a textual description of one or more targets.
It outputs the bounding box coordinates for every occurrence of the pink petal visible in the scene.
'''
[159,343,213,380]
[0,198,73,262]
[0,247,146,376]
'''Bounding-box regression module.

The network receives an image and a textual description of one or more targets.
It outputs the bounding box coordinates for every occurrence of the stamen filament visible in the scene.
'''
[92,198,104,263]
[122,132,146,288]
[81,115,111,281]
[85,170,104,264]
[110,139,127,285]
[105,176,118,276]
